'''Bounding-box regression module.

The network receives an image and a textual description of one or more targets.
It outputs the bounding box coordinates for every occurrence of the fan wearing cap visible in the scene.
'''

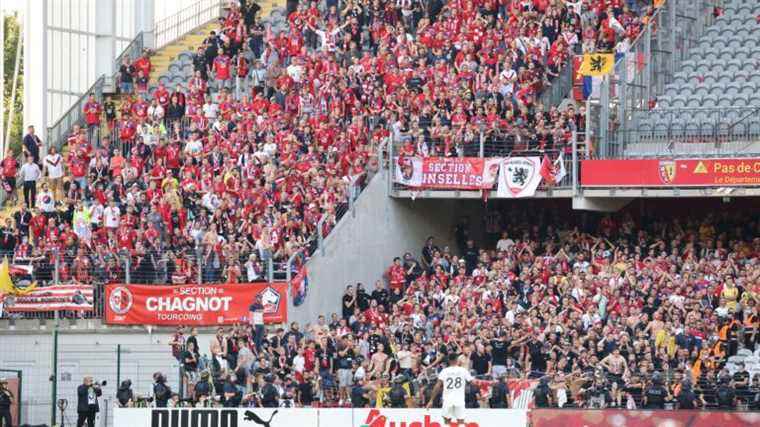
[0,378,12,427]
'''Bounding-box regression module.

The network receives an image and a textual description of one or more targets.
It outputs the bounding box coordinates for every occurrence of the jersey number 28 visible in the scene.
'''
[445,377,463,390]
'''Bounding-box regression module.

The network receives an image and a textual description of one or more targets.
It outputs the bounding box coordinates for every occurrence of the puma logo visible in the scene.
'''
[244,410,279,427]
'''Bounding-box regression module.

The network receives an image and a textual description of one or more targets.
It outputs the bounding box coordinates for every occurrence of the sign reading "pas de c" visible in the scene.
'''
[581,158,760,187]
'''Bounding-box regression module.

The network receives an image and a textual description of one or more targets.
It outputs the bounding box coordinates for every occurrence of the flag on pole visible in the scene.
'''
[0,257,37,296]
[291,267,309,307]
[539,155,554,184]
[553,153,567,184]
[578,53,615,77]
[539,154,567,186]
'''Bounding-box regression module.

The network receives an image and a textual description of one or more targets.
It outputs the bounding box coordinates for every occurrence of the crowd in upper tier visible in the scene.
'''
[2,0,651,285]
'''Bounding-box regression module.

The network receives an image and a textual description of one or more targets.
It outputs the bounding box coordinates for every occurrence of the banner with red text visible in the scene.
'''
[1,284,94,312]
[582,158,760,187]
[394,157,501,189]
[104,283,287,325]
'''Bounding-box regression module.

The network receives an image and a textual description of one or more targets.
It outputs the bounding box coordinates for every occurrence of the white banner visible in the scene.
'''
[114,407,528,427]
[497,157,542,198]
[394,156,424,187]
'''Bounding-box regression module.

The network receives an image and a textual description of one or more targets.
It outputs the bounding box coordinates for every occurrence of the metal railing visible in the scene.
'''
[540,55,575,109]
[593,0,724,158]
[389,129,576,193]
[46,75,106,152]
[615,106,760,158]
[114,32,145,84]
[46,29,147,151]
[154,0,225,50]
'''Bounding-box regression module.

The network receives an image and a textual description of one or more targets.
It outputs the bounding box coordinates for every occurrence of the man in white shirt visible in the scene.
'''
[36,182,56,215]
[202,98,219,120]
[184,134,203,156]
[427,353,476,426]
[43,146,64,197]
[19,156,41,209]
[496,232,515,251]
[103,201,121,230]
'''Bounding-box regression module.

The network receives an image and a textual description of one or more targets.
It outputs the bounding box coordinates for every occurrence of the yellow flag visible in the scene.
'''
[578,53,615,77]
[0,258,15,295]
[0,257,37,295]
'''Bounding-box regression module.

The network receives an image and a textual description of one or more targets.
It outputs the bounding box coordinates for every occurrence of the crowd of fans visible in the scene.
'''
[0,0,655,289]
[119,203,759,411]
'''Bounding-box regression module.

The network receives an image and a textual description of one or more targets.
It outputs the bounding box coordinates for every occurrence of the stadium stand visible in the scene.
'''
[1,0,759,423]
[2,0,656,289]
[159,200,760,410]
[625,0,760,157]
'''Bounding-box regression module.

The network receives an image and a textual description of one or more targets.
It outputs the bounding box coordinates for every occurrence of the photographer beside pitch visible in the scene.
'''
[0,378,14,427]
[77,376,103,427]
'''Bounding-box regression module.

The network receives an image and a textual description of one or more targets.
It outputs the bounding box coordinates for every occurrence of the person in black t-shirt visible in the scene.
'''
[470,345,492,376]
[371,280,389,311]
[104,96,117,128]
[342,284,356,319]
[350,377,370,407]
[490,332,509,378]
[356,283,370,312]
[642,373,670,409]
[297,371,316,407]
[463,240,479,274]
[527,338,547,374]
[732,362,751,403]
[489,374,511,408]
[0,379,14,427]
[180,341,199,375]
[676,378,698,410]
[222,374,242,407]
[533,376,553,408]
[717,375,737,409]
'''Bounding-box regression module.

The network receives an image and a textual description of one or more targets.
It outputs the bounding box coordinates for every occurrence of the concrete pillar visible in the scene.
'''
[95,0,116,85]
[23,0,47,143]
[135,0,156,49]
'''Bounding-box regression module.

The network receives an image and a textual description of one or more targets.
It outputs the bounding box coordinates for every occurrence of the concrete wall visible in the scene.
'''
[0,328,218,427]
[288,170,485,325]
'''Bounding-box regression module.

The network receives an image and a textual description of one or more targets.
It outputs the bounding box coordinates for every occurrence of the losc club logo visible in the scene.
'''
[108,286,134,315]
[260,287,281,314]
[658,160,676,184]
[504,158,538,195]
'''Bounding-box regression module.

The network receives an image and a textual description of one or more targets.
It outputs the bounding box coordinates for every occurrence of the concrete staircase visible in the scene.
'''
[150,0,286,85]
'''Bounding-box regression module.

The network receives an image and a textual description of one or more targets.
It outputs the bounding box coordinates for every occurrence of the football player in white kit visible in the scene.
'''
[425,353,474,426]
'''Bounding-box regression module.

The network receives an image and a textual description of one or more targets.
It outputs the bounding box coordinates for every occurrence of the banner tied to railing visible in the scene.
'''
[104,283,287,326]
[1,284,94,313]
[394,156,551,198]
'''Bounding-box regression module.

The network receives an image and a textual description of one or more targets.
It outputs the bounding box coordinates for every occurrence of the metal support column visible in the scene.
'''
[643,25,652,106]
[571,131,579,196]
[618,56,627,154]
[50,328,59,427]
[116,344,122,389]
[599,76,610,158]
